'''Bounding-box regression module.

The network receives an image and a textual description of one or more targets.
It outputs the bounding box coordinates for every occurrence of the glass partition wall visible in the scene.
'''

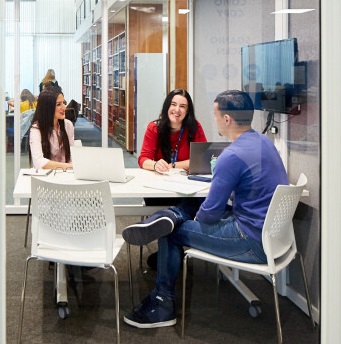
[189,0,320,330]
[80,1,168,155]
[2,0,323,341]
[5,0,81,209]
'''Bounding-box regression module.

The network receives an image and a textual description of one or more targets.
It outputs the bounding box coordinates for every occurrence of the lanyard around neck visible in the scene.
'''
[171,127,184,165]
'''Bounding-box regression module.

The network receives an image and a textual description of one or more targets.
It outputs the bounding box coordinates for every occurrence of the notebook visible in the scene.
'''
[188,141,230,176]
[71,146,134,183]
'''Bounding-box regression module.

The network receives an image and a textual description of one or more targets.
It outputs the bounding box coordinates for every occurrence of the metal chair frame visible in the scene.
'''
[17,178,123,344]
[181,173,315,344]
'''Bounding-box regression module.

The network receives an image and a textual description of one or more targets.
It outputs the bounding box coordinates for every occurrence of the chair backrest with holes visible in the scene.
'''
[30,178,115,264]
[261,173,307,268]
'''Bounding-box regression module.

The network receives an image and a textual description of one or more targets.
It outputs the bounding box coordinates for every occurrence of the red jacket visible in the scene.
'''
[138,120,207,168]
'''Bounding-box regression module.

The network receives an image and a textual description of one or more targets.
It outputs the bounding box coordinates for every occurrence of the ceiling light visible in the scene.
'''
[130,6,155,13]
[162,16,168,22]
[271,9,315,14]
[178,9,190,14]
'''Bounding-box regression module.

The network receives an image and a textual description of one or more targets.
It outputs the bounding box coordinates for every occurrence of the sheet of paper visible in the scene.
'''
[22,168,53,176]
[144,175,210,195]
[159,168,187,176]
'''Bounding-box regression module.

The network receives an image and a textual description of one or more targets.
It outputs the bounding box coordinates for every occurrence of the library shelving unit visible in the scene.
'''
[80,4,163,152]
[82,42,92,121]
[92,44,102,127]
[110,32,126,146]
[108,39,114,137]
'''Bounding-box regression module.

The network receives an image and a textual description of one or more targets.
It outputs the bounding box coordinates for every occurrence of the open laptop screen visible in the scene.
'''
[71,146,134,183]
[188,142,230,175]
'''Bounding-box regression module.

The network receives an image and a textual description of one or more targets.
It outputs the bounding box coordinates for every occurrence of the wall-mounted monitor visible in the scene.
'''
[241,38,306,115]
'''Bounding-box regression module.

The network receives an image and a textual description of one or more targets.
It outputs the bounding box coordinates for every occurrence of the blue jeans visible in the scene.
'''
[155,203,267,300]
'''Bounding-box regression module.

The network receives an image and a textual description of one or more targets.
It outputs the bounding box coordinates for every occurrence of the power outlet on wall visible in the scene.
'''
[271,126,278,134]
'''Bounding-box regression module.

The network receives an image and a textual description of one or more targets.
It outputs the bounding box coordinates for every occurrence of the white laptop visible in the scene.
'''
[71,146,134,183]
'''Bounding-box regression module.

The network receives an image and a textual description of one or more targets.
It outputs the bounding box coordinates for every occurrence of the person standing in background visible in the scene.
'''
[29,86,73,170]
[39,69,60,93]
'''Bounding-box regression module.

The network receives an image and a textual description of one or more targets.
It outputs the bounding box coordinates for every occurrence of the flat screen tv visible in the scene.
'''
[241,38,306,115]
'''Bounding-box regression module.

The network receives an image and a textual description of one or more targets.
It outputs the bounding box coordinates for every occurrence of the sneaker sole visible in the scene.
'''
[123,315,177,328]
[122,217,174,246]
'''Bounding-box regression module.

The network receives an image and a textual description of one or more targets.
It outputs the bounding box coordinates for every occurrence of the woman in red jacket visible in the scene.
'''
[138,89,207,173]
[138,89,207,269]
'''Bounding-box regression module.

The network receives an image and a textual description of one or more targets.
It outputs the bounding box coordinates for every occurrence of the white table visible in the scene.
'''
[13,168,308,317]
[13,168,210,199]
[13,168,211,316]
[14,168,211,244]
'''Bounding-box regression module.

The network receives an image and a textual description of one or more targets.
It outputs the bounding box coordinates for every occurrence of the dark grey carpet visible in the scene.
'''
[6,215,319,344]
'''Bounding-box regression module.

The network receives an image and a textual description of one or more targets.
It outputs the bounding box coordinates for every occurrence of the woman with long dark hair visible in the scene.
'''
[138,89,207,269]
[138,89,207,172]
[29,86,74,169]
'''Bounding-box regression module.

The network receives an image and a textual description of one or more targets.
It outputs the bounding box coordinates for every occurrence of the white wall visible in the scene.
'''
[0,0,6,340]
[34,35,82,104]
[192,0,275,142]
[191,0,320,324]
[321,1,341,343]
[5,0,82,104]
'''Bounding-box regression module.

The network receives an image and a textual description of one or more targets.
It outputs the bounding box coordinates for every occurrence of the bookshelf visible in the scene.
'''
[82,42,92,121]
[110,32,126,146]
[80,4,163,151]
[92,44,102,127]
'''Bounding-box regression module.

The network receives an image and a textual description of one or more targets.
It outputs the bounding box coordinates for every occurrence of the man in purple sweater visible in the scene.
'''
[122,90,289,329]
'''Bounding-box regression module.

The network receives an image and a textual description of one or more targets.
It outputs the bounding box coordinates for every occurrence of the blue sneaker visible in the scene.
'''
[122,209,178,246]
[123,292,177,328]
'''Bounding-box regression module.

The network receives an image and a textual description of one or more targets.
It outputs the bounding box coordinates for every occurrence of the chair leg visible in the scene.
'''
[110,264,120,344]
[139,215,146,270]
[181,254,189,339]
[126,244,134,309]
[17,256,36,344]
[56,263,69,314]
[139,245,143,270]
[24,199,31,248]
[296,252,316,329]
[270,273,283,344]
[216,264,220,287]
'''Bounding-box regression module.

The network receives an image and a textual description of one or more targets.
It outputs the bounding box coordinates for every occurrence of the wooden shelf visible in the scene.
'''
[80,4,163,152]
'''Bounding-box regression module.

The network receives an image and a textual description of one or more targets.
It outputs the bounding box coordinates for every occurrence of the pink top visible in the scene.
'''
[29,119,74,169]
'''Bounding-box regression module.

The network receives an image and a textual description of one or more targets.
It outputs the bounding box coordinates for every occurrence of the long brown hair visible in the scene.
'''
[20,89,36,109]
[29,87,71,165]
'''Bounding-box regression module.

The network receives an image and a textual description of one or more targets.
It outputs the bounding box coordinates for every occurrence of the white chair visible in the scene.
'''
[181,173,315,344]
[23,140,82,248]
[17,178,124,344]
